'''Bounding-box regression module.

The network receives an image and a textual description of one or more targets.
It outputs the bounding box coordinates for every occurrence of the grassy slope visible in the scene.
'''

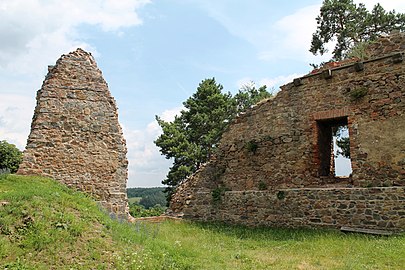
[0,175,404,269]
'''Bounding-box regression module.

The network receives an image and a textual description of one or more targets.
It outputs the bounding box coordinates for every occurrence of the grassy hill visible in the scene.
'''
[1,174,404,269]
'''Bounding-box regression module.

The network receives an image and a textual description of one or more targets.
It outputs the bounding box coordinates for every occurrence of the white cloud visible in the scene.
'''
[123,107,182,187]
[258,4,334,63]
[190,1,332,64]
[0,93,36,150]
[0,0,150,76]
[159,107,182,122]
[270,5,321,58]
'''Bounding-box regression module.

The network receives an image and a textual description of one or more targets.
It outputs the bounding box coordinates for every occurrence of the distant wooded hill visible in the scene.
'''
[126,187,166,209]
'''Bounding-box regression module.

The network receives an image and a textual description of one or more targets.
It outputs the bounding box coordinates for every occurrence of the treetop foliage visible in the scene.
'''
[127,187,165,198]
[310,0,405,60]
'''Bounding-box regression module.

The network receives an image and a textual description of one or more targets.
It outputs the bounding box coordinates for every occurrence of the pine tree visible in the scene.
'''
[155,79,271,201]
[310,0,405,60]
[155,78,234,199]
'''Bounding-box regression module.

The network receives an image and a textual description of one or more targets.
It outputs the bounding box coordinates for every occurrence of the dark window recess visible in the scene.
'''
[317,117,352,177]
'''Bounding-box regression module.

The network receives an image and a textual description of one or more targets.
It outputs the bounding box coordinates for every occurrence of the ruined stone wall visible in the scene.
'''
[18,49,129,218]
[171,33,405,231]
[180,187,405,231]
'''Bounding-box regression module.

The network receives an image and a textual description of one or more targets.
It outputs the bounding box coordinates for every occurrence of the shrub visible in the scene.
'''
[277,190,286,200]
[245,140,258,154]
[0,140,23,173]
[212,186,228,204]
[129,203,166,218]
[349,87,368,101]
[258,181,267,190]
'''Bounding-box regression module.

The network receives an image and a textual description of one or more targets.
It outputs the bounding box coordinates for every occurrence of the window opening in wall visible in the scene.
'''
[317,117,352,177]
[333,125,352,177]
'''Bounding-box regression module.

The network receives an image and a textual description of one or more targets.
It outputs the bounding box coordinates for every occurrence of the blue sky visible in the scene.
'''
[1,0,404,187]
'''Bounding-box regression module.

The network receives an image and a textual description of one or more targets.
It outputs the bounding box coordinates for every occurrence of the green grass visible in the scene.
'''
[1,174,404,269]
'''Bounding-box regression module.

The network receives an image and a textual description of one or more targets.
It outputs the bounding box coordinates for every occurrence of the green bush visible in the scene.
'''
[349,87,368,101]
[0,140,22,173]
[277,190,286,200]
[212,186,229,204]
[129,203,166,218]
[258,181,267,190]
[245,140,258,154]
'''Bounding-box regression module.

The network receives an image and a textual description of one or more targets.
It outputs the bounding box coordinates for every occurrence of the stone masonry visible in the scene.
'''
[170,33,405,231]
[18,48,129,219]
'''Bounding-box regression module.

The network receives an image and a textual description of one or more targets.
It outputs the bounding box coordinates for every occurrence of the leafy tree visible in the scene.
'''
[0,140,22,173]
[310,0,405,60]
[127,187,165,199]
[155,79,272,202]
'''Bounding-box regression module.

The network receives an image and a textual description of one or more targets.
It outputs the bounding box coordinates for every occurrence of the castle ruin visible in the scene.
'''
[18,49,129,219]
[170,33,405,232]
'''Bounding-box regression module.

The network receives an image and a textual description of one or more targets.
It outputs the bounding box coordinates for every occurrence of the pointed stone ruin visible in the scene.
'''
[18,48,129,219]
